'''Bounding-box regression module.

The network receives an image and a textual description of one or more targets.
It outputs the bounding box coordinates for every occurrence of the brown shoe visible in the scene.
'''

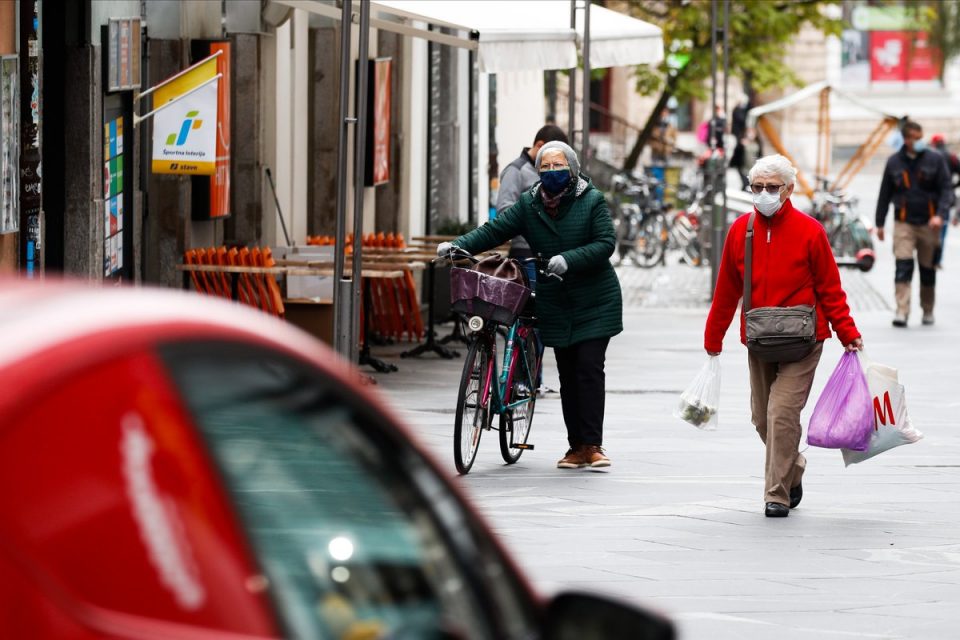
[582,445,610,468]
[557,446,587,469]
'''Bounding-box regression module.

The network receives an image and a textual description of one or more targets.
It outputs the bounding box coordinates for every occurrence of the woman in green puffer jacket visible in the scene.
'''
[438,141,623,470]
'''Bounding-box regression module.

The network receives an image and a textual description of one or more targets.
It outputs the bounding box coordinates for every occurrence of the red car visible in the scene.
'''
[0,282,673,639]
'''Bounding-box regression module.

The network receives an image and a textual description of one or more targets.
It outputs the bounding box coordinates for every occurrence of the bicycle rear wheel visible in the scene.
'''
[631,214,667,268]
[499,332,538,464]
[454,337,491,474]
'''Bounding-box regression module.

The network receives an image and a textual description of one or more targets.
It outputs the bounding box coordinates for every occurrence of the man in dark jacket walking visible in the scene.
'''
[498,125,569,265]
[876,121,953,327]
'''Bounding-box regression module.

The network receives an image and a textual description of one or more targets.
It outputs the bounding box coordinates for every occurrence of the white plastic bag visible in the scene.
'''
[676,356,720,430]
[841,353,922,466]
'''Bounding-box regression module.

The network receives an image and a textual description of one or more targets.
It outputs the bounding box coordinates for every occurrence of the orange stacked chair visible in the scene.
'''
[183,246,285,318]
[392,233,424,342]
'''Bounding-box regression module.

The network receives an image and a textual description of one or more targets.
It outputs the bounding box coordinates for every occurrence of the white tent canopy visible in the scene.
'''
[273,0,663,72]
[747,80,907,126]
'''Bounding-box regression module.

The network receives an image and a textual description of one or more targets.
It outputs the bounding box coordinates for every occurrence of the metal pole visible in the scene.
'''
[350,1,371,366]
[265,168,293,247]
[581,0,590,173]
[718,0,730,279]
[709,0,720,294]
[568,0,577,146]
[468,49,477,227]
[333,0,354,358]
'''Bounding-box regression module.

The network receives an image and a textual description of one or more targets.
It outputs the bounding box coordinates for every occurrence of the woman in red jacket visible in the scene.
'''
[704,154,864,518]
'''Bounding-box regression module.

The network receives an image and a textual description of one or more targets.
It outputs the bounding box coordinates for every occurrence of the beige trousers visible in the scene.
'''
[747,342,824,506]
[893,222,939,315]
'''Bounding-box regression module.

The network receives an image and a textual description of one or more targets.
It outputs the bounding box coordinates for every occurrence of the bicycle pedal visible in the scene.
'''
[512,443,534,450]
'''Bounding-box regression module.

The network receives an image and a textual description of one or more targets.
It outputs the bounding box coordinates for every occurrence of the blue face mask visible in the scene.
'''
[913,139,928,153]
[540,168,572,194]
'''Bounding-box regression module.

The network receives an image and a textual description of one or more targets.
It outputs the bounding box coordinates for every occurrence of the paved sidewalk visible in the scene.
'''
[372,181,960,639]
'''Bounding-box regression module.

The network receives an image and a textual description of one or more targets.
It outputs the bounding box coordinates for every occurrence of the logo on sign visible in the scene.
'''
[873,391,895,430]
[166,110,204,146]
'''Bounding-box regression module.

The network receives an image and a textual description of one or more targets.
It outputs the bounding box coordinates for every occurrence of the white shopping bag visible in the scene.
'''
[841,353,922,466]
[675,356,720,431]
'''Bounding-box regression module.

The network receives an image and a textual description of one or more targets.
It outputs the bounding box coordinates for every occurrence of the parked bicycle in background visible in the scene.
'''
[607,171,704,268]
[810,176,875,272]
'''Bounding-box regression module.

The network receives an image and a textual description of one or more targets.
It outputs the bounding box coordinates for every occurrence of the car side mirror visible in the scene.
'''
[541,591,675,640]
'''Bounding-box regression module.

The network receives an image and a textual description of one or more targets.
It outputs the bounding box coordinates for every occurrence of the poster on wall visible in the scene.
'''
[209,42,230,218]
[103,116,124,277]
[870,31,941,83]
[106,18,141,92]
[365,57,391,187]
[842,4,941,87]
[0,56,17,234]
[150,54,219,176]
[840,29,870,87]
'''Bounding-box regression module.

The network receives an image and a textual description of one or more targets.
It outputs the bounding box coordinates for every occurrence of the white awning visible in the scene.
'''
[271,0,663,73]
[373,0,579,73]
[574,2,664,69]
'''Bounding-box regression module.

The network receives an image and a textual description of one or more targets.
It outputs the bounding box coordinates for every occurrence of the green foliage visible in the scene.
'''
[627,0,843,101]
[435,220,477,236]
[914,1,960,80]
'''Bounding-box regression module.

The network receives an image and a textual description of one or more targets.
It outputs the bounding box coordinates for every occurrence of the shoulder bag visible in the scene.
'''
[743,212,817,363]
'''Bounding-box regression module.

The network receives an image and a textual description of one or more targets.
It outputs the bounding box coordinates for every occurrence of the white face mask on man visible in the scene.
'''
[752,190,783,217]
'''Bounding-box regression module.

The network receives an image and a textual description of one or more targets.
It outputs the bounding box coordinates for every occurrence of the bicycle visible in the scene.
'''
[610,172,704,268]
[608,173,669,267]
[441,247,560,474]
[810,177,875,272]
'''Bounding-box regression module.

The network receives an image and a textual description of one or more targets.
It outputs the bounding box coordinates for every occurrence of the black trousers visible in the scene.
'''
[554,337,610,448]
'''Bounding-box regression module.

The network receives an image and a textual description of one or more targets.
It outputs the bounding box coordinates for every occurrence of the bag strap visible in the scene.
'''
[744,212,756,313]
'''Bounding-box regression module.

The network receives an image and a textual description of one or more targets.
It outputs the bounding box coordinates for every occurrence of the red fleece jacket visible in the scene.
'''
[704,199,861,353]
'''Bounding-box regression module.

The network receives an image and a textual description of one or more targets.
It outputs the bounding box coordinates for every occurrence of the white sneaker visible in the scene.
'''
[892,313,908,328]
[922,313,935,326]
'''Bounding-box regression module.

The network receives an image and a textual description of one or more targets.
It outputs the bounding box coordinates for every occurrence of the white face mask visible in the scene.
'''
[753,189,783,217]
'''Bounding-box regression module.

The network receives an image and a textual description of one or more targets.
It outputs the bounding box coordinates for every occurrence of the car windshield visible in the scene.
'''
[159,342,532,639]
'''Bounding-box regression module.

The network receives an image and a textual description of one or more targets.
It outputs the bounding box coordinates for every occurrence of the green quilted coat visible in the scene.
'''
[453,176,623,348]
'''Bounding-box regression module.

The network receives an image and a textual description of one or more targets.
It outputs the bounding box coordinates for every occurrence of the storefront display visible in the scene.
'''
[0,55,17,234]
[103,115,124,277]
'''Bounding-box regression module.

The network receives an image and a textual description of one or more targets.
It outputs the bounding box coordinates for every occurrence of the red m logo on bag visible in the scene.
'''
[873,392,895,430]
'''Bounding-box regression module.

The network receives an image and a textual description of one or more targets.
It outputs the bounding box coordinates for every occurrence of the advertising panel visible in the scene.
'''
[210,42,230,217]
[365,58,392,187]
[150,56,219,176]
[0,56,17,234]
[104,116,124,277]
[870,31,940,83]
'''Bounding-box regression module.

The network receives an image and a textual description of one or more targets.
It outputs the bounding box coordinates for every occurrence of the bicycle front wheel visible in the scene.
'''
[499,333,538,464]
[632,214,667,268]
[454,337,491,474]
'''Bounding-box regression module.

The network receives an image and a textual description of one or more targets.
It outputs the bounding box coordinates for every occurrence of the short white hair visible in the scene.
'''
[748,154,798,187]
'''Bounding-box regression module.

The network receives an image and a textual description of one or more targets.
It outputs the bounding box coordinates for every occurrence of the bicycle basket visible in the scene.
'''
[450,265,531,326]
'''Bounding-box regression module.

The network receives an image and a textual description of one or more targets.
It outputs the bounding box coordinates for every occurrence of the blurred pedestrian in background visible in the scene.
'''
[649,106,677,165]
[704,154,863,518]
[930,133,960,269]
[438,142,622,470]
[875,121,953,327]
[730,97,752,189]
[731,114,763,193]
[709,103,727,151]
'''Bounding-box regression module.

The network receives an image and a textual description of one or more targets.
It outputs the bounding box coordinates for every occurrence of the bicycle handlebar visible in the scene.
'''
[436,247,563,282]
